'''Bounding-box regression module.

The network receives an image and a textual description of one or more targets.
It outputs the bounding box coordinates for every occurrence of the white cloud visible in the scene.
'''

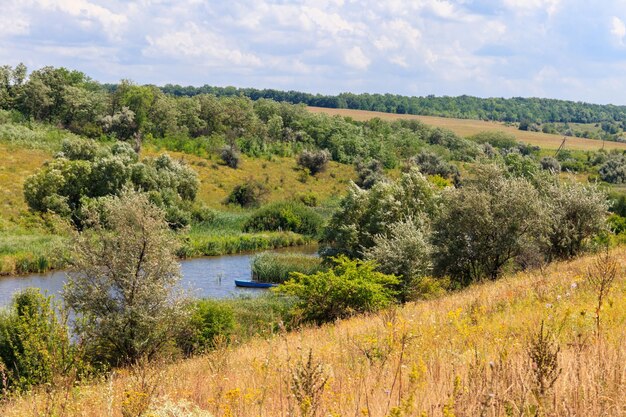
[35,0,129,39]
[144,23,262,68]
[344,46,370,70]
[504,0,561,16]
[611,16,626,45]
[3,0,626,103]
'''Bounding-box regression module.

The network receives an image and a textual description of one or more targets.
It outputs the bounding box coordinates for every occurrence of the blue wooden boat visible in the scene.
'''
[234,279,277,288]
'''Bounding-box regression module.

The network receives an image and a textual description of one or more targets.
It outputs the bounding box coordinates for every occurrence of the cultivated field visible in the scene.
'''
[4,247,626,416]
[308,106,626,151]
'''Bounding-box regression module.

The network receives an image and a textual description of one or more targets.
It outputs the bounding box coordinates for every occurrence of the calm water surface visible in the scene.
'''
[0,245,317,307]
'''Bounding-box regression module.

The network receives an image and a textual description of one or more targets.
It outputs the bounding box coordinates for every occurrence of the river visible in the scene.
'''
[0,245,317,308]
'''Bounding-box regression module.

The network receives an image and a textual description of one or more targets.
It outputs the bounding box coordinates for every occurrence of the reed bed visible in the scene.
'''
[251,252,323,283]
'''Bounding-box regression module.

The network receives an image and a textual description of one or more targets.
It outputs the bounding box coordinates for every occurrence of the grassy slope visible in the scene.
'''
[3,248,625,416]
[308,106,626,151]
[0,137,354,274]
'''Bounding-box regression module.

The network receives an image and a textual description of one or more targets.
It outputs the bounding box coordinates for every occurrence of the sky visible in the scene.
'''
[2,0,626,104]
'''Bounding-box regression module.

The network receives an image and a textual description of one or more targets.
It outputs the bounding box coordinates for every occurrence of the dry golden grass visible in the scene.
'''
[308,106,626,152]
[5,248,626,416]
[0,143,52,220]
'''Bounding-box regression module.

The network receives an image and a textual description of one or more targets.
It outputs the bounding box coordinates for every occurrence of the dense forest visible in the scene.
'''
[160,83,626,125]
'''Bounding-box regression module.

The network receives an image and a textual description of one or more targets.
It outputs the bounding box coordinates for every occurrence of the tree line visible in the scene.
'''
[161,84,626,125]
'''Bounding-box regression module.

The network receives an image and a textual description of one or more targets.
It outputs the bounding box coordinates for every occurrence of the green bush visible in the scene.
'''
[244,201,323,236]
[469,131,518,149]
[225,179,269,208]
[275,256,398,324]
[297,149,331,175]
[0,289,82,394]
[179,299,235,355]
[251,252,323,283]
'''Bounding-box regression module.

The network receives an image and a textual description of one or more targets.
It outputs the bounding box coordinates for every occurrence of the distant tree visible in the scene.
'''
[355,158,385,189]
[432,165,546,284]
[599,154,626,184]
[64,191,188,366]
[321,168,440,259]
[297,149,331,175]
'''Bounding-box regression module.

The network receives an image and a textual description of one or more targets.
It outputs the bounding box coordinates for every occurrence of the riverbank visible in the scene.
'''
[0,228,313,276]
[0,244,319,307]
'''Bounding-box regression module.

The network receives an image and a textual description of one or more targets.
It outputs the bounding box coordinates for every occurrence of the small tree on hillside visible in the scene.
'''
[432,164,546,285]
[297,149,331,175]
[63,191,188,366]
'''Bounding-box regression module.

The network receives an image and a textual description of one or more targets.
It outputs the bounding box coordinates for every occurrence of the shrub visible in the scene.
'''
[409,150,457,178]
[364,217,434,302]
[244,201,323,235]
[321,167,440,259]
[297,149,331,175]
[540,156,561,173]
[432,164,546,285]
[251,252,323,284]
[57,137,100,161]
[220,146,241,169]
[275,256,398,324]
[355,158,385,189]
[225,179,269,208]
[64,191,188,366]
[599,154,626,183]
[178,299,235,355]
[0,289,80,394]
[295,192,319,207]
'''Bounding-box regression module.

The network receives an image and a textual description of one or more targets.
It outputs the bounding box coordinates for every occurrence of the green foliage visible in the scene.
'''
[297,149,331,175]
[469,131,518,149]
[24,141,198,229]
[0,289,82,394]
[244,201,323,236]
[179,300,235,355]
[321,168,440,258]
[599,154,626,183]
[410,150,457,178]
[275,256,398,324]
[64,191,188,366]
[364,217,434,302]
[225,179,269,208]
[251,252,323,284]
[540,156,561,173]
[164,83,626,126]
[220,146,241,169]
[433,165,546,284]
[355,158,385,189]
[539,178,608,260]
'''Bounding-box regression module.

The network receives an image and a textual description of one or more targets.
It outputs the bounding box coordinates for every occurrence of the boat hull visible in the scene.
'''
[234,280,277,288]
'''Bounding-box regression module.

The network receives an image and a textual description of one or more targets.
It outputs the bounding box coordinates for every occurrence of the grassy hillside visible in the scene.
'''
[308,106,626,152]
[4,248,625,416]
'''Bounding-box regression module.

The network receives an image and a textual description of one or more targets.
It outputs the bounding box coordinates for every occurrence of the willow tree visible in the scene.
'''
[63,191,188,366]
